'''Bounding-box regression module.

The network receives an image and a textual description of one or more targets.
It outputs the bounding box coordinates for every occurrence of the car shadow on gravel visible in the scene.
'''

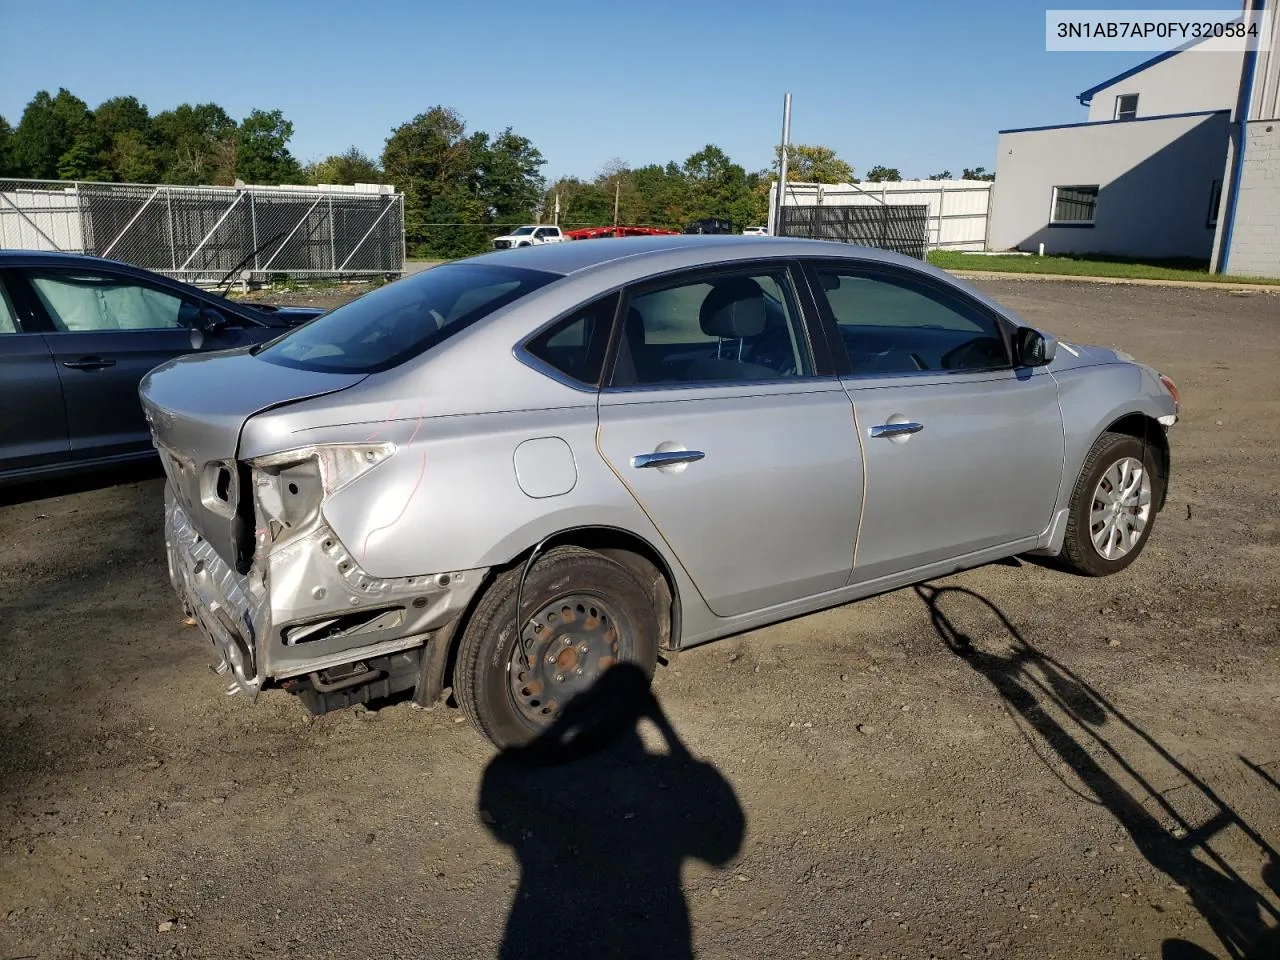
[477,663,746,960]
[915,583,1279,960]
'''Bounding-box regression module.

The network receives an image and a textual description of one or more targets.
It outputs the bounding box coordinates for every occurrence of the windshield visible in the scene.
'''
[256,263,559,373]
[510,227,536,236]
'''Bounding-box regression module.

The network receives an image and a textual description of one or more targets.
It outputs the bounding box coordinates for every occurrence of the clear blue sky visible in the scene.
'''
[0,0,1235,181]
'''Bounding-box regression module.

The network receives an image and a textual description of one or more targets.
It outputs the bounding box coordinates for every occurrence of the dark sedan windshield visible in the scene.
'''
[257,263,559,373]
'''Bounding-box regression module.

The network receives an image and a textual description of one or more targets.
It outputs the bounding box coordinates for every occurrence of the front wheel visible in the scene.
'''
[1060,431,1163,576]
[454,547,659,750]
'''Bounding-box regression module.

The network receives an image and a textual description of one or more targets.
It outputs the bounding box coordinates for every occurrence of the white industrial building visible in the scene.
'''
[988,0,1280,277]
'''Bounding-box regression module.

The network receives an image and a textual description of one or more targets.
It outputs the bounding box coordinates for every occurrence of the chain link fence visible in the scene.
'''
[776,203,931,260]
[0,178,405,284]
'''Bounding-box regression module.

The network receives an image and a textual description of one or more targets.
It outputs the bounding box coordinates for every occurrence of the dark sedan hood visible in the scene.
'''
[246,303,326,326]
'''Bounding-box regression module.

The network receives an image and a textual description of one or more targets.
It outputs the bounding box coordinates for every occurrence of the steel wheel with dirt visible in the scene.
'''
[454,546,659,751]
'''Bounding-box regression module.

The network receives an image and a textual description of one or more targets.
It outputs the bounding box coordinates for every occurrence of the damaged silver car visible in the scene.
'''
[140,236,1179,749]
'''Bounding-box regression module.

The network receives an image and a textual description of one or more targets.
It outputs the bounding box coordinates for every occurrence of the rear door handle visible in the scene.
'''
[631,450,705,469]
[870,421,924,439]
[62,357,116,371]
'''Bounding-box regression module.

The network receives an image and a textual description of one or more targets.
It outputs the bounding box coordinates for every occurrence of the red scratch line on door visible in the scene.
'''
[365,402,401,441]
[359,404,426,562]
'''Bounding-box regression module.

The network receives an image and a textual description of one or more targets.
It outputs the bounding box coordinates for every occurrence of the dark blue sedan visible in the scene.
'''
[0,251,324,487]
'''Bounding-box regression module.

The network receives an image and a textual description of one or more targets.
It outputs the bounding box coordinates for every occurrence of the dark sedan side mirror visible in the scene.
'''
[198,307,229,335]
[1014,326,1057,367]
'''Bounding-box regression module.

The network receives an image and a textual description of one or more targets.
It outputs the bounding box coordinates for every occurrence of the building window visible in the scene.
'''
[1115,93,1139,121]
[1207,179,1223,228]
[1050,185,1099,226]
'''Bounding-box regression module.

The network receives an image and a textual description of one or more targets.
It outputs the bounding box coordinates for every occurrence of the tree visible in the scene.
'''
[962,166,995,181]
[927,170,952,180]
[235,109,300,184]
[864,165,902,182]
[777,144,855,184]
[473,128,546,223]
[10,89,93,179]
[0,115,13,176]
[153,103,237,184]
[109,130,160,183]
[94,96,150,141]
[303,146,382,185]
[382,106,486,257]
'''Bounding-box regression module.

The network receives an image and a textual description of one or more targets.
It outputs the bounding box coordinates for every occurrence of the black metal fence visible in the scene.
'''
[0,178,405,284]
[776,203,930,260]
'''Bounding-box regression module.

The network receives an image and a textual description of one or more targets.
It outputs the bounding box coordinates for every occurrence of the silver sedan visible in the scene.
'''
[139,236,1179,749]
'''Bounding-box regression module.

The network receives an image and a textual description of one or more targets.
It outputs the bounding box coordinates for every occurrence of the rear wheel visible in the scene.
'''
[1060,431,1162,576]
[454,547,659,750]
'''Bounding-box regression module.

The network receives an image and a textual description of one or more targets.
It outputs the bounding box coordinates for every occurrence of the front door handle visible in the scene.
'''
[62,357,117,371]
[870,421,924,439]
[631,450,706,469]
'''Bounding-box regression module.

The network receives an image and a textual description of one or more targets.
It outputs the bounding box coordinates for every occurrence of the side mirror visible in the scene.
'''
[1014,326,1057,367]
[199,307,229,335]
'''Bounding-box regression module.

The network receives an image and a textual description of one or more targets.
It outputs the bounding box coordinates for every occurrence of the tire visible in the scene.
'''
[1060,431,1163,577]
[454,546,660,750]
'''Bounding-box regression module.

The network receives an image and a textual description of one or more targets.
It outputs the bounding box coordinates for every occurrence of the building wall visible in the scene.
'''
[1085,50,1242,121]
[1222,120,1280,276]
[988,111,1230,259]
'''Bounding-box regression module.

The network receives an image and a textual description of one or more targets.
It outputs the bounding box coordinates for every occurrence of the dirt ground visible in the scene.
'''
[1,278,1277,960]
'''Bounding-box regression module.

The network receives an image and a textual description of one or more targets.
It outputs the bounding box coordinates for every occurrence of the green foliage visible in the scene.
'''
[303,146,382,185]
[235,109,300,184]
[382,107,547,258]
[962,166,995,181]
[927,251,1279,285]
[777,144,856,184]
[152,103,237,185]
[927,170,952,180]
[0,115,12,176]
[864,165,902,183]
[11,89,93,179]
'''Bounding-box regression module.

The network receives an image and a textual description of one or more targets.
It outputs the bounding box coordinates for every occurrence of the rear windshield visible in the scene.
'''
[256,263,559,373]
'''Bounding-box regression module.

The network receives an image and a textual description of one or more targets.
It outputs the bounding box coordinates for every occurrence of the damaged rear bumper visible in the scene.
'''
[163,485,486,701]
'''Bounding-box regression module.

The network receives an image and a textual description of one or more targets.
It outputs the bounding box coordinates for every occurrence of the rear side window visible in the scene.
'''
[523,293,619,386]
[258,263,559,373]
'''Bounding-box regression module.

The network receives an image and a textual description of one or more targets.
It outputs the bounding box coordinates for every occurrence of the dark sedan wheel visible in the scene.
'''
[454,546,659,750]
[1060,431,1163,577]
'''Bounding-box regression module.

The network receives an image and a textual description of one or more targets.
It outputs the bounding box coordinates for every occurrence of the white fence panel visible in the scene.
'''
[771,179,993,251]
[0,187,84,252]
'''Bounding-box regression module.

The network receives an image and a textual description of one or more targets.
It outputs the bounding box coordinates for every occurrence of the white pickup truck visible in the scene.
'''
[492,225,566,250]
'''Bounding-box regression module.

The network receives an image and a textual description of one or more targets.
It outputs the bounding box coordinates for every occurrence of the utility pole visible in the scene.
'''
[773,93,792,236]
[613,179,620,229]
[554,192,560,226]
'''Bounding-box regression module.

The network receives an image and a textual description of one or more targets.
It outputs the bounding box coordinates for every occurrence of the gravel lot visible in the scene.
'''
[1,278,1277,960]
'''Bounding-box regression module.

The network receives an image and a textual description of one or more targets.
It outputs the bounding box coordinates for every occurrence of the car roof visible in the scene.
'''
[0,249,191,281]
[463,234,930,277]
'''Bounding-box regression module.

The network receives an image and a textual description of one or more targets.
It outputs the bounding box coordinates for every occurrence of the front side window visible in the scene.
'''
[610,269,813,387]
[28,272,195,332]
[1115,93,1139,120]
[258,263,559,373]
[1051,185,1098,225]
[0,281,18,334]
[814,267,1010,376]
[522,293,618,386]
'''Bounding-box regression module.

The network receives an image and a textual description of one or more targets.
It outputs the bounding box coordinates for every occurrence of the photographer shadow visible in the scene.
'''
[915,582,1279,960]
[478,662,745,960]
